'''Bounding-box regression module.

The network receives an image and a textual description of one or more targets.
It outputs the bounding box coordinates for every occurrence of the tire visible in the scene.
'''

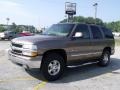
[41,53,65,81]
[98,50,110,67]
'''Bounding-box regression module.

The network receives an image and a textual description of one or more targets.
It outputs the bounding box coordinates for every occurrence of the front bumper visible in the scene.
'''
[8,50,42,69]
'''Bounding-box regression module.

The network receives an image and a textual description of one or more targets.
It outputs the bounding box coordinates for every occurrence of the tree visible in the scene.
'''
[11,22,17,32]
[85,17,95,24]
[73,16,85,23]
[96,18,104,26]
[0,25,5,32]
[60,16,120,32]
[15,26,22,33]
[105,21,120,32]
[60,16,104,26]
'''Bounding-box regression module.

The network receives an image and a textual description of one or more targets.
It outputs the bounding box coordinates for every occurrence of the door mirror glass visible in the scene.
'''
[73,32,83,38]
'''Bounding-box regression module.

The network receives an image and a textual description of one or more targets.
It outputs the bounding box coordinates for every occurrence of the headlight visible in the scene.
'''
[23,44,37,51]
[22,44,38,56]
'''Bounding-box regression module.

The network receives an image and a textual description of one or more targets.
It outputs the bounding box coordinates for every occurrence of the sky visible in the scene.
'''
[0,0,120,28]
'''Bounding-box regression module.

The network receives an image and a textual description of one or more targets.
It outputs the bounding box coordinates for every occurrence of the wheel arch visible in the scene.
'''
[103,47,111,54]
[40,49,67,68]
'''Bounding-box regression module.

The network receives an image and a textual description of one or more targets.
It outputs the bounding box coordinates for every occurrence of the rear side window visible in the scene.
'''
[73,24,90,39]
[102,27,113,39]
[90,26,103,39]
[9,32,14,34]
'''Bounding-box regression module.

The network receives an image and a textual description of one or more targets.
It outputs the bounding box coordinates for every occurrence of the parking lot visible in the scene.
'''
[0,41,120,90]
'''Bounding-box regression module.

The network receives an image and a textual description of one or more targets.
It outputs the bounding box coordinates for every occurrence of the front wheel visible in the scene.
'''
[41,53,65,81]
[98,50,110,67]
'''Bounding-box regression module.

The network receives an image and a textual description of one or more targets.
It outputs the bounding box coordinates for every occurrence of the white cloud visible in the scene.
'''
[0,1,20,6]
[0,0,38,26]
[0,1,21,13]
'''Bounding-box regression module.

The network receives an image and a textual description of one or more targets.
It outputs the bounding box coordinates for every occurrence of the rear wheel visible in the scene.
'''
[98,50,110,66]
[41,53,65,81]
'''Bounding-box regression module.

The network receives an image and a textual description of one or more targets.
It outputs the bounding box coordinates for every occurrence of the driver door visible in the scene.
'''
[68,24,92,62]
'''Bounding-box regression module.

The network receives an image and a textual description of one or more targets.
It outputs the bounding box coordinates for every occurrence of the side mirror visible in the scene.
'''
[73,32,83,38]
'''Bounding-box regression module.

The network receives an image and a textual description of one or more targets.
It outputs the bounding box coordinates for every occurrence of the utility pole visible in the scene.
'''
[6,18,10,25]
[93,3,98,24]
[6,18,10,31]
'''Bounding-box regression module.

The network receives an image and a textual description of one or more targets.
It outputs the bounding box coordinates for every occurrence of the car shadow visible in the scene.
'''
[26,58,120,83]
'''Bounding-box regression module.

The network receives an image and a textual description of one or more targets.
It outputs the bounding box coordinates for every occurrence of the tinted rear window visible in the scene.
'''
[90,26,103,39]
[102,27,113,39]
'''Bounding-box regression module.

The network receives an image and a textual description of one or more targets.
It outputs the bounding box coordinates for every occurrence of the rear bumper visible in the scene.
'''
[8,50,42,69]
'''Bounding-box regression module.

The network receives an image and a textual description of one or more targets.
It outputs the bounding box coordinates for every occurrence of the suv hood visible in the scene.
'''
[12,35,66,45]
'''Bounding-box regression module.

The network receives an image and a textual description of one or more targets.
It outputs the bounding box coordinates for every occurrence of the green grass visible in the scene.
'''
[115,39,120,46]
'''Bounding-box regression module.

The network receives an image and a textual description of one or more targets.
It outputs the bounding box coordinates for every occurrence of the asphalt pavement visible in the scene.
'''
[0,41,120,90]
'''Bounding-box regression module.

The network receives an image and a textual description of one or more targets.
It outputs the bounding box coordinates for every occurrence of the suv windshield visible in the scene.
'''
[42,24,74,36]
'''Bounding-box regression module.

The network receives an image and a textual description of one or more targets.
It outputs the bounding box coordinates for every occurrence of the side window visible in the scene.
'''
[102,27,113,39]
[9,32,12,35]
[73,24,90,39]
[90,26,103,39]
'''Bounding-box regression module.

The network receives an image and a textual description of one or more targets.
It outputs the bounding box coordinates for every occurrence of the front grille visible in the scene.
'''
[11,42,23,54]
[12,43,22,48]
[12,49,22,53]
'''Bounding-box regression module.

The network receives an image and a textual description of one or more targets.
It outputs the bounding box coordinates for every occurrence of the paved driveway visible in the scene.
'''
[0,41,120,90]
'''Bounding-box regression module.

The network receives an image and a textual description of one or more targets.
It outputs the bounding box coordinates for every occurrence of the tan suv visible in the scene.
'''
[9,23,115,81]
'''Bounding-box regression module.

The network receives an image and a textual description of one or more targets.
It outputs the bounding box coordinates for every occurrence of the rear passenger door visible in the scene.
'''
[89,25,104,58]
